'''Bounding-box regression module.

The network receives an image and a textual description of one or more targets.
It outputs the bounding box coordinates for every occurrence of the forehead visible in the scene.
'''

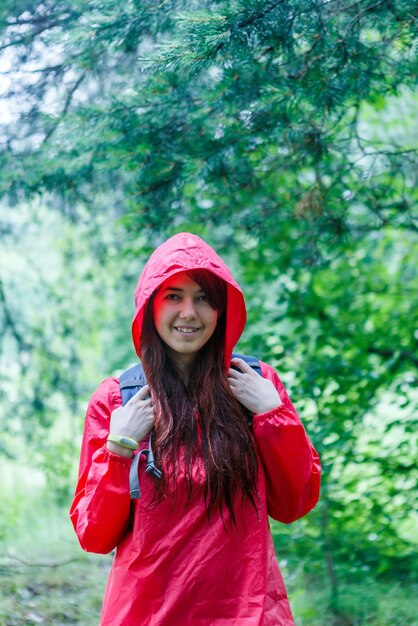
[158,271,203,292]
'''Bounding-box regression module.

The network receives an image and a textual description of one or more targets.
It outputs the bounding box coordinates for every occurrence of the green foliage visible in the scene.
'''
[0,1,417,622]
[1,0,417,249]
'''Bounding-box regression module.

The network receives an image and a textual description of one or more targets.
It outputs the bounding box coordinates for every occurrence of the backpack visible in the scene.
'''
[119,353,262,499]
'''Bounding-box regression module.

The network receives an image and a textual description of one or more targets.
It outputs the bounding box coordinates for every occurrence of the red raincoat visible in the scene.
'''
[70,233,321,626]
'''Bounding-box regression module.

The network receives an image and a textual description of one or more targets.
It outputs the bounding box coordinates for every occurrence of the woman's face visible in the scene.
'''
[153,272,219,364]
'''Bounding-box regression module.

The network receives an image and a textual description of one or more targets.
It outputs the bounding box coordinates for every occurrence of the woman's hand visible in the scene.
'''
[228,358,282,415]
[107,385,155,457]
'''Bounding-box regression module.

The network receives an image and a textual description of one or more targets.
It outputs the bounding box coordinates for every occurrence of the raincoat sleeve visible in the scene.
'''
[69,377,132,554]
[252,362,321,524]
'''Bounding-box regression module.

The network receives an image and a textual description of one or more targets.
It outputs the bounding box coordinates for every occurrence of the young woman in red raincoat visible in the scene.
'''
[70,232,321,626]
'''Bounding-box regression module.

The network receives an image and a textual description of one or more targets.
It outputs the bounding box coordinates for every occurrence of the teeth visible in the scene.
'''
[175,327,198,333]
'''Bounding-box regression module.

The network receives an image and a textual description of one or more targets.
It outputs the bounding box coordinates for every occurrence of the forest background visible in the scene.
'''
[0,1,417,625]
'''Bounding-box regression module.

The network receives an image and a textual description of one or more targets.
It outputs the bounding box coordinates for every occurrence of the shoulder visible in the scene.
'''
[87,376,122,413]
[259,360,279,380]
[258,360,288,394]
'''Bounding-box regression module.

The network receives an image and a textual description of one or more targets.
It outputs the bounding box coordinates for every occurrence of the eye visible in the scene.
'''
[165,293,180,300]
[196,294,208,302]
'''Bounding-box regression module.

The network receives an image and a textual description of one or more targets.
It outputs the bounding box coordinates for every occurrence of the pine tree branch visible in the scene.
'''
[5,8,75,28]
[0,278,30,354]
[42,73,86,144]
[237,0,287,30]
[0,19,65,52]
[343,0,389,38]
[0,64,64,76]
[0,6,80,52]
[0,554,82,568]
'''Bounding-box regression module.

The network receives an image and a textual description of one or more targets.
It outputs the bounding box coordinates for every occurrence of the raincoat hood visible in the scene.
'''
[132,232,246,363]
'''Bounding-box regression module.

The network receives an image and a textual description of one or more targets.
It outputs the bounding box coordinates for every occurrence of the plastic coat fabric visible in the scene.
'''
[70,233,321,626]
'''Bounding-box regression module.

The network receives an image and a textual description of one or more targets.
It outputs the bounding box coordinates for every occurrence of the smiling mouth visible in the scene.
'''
[174,327,200,334]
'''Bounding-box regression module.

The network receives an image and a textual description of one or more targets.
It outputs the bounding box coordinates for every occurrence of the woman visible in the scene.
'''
[70,232,321,626]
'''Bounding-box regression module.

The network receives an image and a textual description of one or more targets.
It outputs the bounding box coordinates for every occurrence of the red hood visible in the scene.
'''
[132,233,246,365]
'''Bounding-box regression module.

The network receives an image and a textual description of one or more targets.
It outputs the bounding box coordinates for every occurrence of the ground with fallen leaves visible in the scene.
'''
[0,553,110,626]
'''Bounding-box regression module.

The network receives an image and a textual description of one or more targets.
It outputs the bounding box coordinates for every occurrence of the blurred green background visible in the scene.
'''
[0,1,417,624]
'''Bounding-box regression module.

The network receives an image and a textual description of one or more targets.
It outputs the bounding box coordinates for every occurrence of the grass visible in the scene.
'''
[0,464,111,626]
[0,498,111,625]
[0,481,417,626]
[288,579,418,626]
[0,556,110,626]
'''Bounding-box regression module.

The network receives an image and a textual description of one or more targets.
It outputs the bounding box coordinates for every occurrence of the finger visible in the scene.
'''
[228,384,239,398]
[230,358,253,373]
[137,384,151,400]
[127,385,150,404]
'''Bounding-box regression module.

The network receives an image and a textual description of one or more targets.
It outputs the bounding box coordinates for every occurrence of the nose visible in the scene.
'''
[178,297,196,320]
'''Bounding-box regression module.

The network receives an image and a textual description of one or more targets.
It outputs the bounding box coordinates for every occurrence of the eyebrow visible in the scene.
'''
[162,286,205,293]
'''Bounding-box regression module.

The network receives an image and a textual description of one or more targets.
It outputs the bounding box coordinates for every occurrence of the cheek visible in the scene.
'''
[207,310,219,334]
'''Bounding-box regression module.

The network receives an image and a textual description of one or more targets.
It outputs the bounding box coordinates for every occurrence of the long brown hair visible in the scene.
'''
[140,269,258,523]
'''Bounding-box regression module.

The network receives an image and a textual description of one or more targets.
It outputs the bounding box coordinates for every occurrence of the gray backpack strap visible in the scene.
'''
[119,363,147,405]
[118,363,162,500]
[231,352,262,377]
[129,432,162,499]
